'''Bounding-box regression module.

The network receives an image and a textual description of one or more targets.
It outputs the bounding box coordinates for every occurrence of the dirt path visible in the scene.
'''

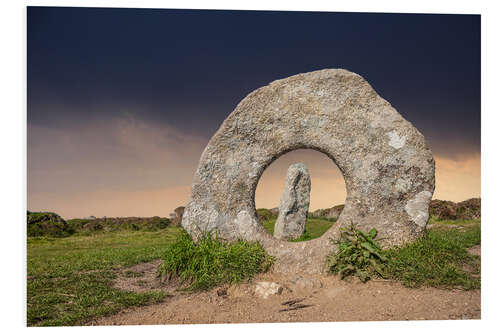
[88,260,480,325]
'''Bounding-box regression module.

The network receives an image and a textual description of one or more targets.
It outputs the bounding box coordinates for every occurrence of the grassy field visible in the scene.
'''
[262,217,335,241]
[27,217,480,326]
[27,217,334,326]
[27,227,183,326]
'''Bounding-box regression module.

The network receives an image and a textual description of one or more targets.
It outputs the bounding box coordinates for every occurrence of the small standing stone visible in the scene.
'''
[274,163,311,240]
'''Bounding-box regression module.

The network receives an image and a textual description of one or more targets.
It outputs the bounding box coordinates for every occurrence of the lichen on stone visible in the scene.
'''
[274,163,311,240]
[182,68,435,273]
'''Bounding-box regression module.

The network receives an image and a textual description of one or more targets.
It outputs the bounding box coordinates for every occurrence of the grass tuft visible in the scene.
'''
[384,225,480,289]
[327,221,481,289]
[159,231,274,290]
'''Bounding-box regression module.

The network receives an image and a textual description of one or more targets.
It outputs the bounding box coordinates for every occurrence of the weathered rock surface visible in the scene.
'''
[254,282,283,299]
[274,163,311,240]
[182,68,435,273]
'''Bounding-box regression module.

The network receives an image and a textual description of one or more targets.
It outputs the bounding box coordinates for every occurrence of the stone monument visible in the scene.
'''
[181,69,435,273]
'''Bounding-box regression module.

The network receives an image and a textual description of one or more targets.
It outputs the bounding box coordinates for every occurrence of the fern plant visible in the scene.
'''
[327,224,387,282]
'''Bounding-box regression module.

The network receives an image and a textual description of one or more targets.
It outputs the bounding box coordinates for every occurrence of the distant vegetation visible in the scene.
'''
[27,211,171,237]
[309,204,344,220]
[429,198,480,220]
[27,211,74,237]
[27,197,479,238]
[67,216,170,234]
[256,208,275,223]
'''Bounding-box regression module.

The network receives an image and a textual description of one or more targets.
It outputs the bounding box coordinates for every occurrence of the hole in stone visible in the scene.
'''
[254,149,346,242]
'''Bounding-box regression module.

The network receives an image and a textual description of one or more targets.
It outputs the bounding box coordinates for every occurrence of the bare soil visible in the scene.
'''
[88,256,481,325]
[467,245,481,256]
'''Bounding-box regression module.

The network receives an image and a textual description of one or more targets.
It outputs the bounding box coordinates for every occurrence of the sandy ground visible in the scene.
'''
[88,255,481,326]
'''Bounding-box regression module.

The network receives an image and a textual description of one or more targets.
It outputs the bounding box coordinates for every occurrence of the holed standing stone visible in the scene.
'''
[182,69,435,273]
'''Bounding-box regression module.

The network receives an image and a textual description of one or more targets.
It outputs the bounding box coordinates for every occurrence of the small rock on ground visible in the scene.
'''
[254,282,283,299]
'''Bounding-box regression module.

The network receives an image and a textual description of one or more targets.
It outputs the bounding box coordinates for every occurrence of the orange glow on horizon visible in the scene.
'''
[27,120,480,219]
[28,152,480,219]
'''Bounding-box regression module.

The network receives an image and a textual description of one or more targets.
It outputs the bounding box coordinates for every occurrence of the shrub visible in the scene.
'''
[159,231,274,290]
[429,198,481,220]
[27,211,75,238]
[66,216,171,234]
[327,224,387,282]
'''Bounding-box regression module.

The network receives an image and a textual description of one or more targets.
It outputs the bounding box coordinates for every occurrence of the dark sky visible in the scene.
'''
[28,7,480,157]
[27,7,481,218]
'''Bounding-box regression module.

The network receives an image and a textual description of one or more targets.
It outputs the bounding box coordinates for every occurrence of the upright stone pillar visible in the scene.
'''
[274,163,311,240]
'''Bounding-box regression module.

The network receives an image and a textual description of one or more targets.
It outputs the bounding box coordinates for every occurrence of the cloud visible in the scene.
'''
[28,113,206,218]
[28,117,481,219]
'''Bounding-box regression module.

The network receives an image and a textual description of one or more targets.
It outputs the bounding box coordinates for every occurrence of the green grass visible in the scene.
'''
[28,213,480,326]
[159,231,274,291]
[327,220,481,290]
[262,217,335,241]
[27,227,183,326]
[427,217,481,226]
[384,222,480,289]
